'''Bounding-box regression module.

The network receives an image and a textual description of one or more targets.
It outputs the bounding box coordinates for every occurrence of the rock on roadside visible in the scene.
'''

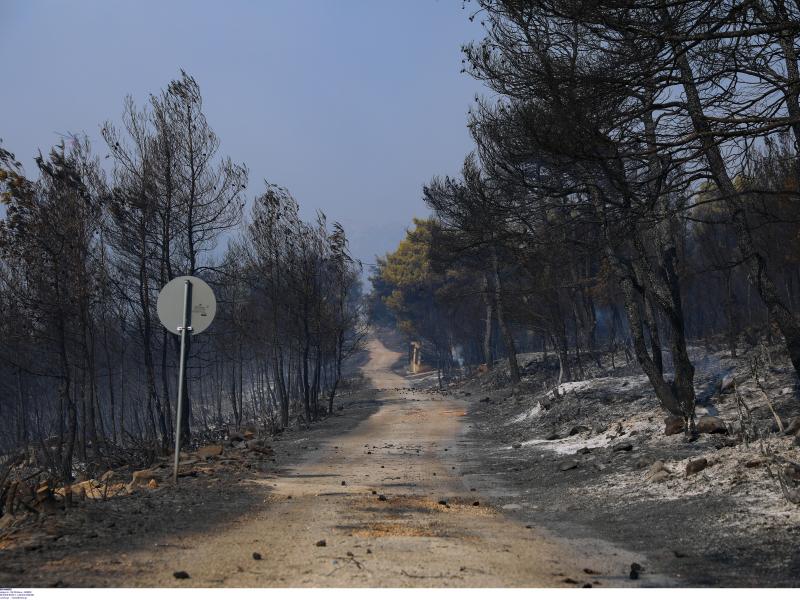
[246,439,274,455]
[719,373,735,393]
[127,468,161,492]
[696,416,727,435]
[664,416,684,436]
[646,460,671,484]
[196,444,224,459]
[686,458,708,477]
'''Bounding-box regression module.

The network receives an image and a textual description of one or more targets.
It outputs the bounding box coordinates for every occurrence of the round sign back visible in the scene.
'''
[157,275,217,335]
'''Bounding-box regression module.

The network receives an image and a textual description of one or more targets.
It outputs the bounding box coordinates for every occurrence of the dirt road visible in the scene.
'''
[2,335,659,587]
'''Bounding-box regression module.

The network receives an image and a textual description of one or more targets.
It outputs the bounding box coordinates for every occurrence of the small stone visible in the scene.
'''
[512,442,522,449]
[569,425,590,436]
[196,444,224,459]
[744,458,764,468]
[719,373,735,393]
[577,447,591,454]
[252,552,262,560]
[438,499,449,506]
[650,471,669,484]
[686,458,708,476]
[378,494,387,501]
[646,460,667,478]
[696,416,727,435]
[559,460,579,471]
[247,439,273,454]
[612,442,633,452]
[629,563,642,580]
[664,415,684,436]
[129,468,158,490]
[316,539,326,547]
[173,571,190,580]
[341,481,346,486]
[472,501,480,506]
[714,438,738,449]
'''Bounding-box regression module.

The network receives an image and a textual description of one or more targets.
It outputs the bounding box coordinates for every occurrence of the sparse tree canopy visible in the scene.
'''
[0,73,364,482]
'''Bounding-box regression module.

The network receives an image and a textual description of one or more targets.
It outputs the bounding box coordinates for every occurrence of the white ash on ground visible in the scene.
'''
[447,342,800,582]
[581,437,800,521]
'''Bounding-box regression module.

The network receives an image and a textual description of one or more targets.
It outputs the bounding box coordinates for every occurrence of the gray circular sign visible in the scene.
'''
[157,275,217,335]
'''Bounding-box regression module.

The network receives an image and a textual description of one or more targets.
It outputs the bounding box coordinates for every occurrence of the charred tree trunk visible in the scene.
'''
[644,293,664,376]
[723,269,738,358]
[481,273,494,368]
[490,247,520,383]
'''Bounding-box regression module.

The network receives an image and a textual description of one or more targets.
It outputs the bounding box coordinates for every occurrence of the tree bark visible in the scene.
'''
[490,247,520,383]
[481,273,494,368]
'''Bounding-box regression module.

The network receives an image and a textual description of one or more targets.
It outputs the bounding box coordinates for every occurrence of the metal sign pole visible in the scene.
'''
[173,279,193,484]
[158,274,214,484]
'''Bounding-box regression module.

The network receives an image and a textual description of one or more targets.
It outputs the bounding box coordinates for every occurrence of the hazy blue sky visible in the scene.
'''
[0,0,486,269]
